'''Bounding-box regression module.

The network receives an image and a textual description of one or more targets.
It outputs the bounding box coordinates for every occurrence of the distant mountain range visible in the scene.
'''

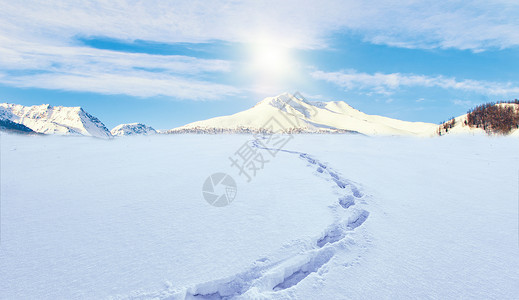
[1,93,518,137]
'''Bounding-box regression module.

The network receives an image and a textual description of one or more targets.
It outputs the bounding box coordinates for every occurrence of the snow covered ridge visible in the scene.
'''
[0,103,112,138]
[438,102,519,136]
[169,92,439,136]
[111,123,157,136]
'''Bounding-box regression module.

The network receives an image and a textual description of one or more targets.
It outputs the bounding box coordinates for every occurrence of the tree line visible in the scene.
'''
[438,100,519,135]
[465,100,519,134]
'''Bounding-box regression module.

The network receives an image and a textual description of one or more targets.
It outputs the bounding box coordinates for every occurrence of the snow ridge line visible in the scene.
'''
[118,138,370,300]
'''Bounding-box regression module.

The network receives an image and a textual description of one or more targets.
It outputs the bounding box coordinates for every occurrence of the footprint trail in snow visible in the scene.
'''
[128,137,371,300]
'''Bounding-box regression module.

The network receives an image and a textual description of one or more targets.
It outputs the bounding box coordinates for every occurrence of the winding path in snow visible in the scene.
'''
[129,137,371,300]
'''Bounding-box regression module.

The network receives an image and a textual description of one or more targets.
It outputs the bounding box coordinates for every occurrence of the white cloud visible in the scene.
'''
[0,1,518,98]
[0,36,232,74]
[311,69,519,96]
[0,34,237,99]
[0,71,239,100]
[1,0,518,51]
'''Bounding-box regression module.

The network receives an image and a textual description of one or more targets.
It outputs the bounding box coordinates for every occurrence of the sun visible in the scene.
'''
[249,38,293,78]
[243,35,302,93]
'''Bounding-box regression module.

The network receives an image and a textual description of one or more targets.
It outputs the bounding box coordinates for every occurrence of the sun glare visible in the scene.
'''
[249,38,293,78]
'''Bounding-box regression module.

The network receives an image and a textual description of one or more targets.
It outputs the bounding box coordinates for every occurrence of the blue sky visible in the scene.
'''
[1,1,518,129]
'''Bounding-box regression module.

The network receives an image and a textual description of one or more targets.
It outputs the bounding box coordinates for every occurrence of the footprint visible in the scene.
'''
[185,265,264,299]
[339,195,355,208]
[334,179,347,189]
[317,225,345,248]
[348,185,363,198]
[272,249,334,291]
[329,172,340,180]
[347,210,369,229]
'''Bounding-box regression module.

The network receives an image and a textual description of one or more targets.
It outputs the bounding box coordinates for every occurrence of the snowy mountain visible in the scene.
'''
[111,123,157,136]
[438,102,519,136]
[0,103,112,138]
[167,92,437,136]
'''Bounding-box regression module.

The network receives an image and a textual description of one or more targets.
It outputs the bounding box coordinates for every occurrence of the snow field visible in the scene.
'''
[1,133,518,299]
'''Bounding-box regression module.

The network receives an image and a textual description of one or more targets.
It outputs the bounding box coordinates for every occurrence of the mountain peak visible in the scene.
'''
[256,92,308,106]
[170,93,438,136]
[111,123,157,136]
[0,103,112,138]
[254,92,318,119]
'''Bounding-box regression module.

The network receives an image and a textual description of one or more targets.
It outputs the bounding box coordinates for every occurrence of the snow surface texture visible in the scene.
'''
[169,93,438,136]
[1,133,518,299]
[0,103,112,138]
[111,123,157,136]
